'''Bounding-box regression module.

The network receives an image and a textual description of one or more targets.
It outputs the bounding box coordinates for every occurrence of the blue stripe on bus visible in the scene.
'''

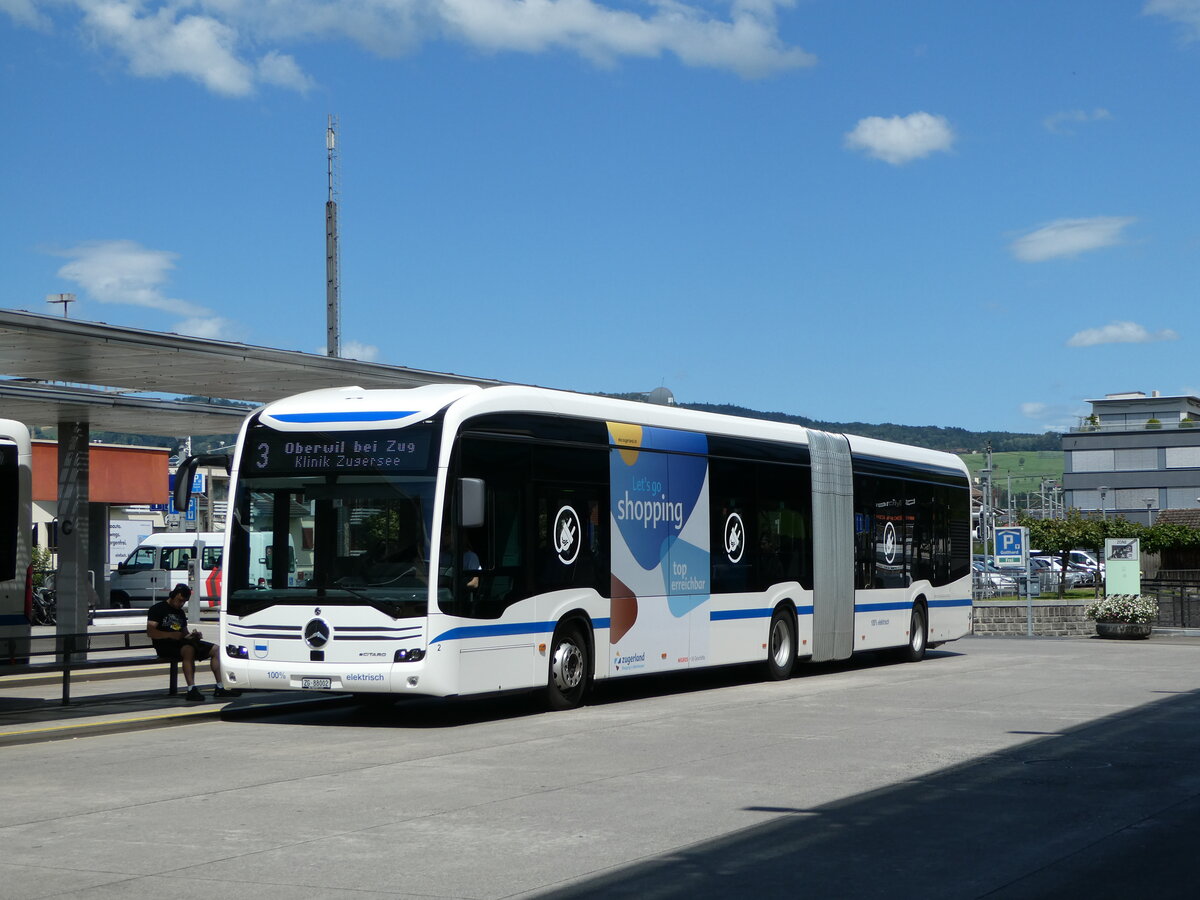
[856,598,972,613]
[710,606,814,621]
[270,411,416,423]
[431,621,559,643]
[432,618,612,644]
[855,601,912,613]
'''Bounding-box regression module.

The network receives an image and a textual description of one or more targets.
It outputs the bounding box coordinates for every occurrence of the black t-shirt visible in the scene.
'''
[147,600,188,651]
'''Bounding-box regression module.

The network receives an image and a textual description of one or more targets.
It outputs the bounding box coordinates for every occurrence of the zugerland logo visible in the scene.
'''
[613,651,646,671]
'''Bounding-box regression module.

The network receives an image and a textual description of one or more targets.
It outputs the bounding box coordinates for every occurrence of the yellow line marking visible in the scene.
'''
[0,707,220,739]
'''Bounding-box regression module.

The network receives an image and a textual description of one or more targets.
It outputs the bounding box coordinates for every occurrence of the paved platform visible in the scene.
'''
[0,665,337,746]
[3,628,1198,748]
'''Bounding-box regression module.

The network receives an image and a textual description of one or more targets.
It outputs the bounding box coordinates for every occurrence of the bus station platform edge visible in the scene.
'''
[0,665,340,747]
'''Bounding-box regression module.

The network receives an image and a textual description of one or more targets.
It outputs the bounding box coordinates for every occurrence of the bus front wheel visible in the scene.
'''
[547,624,590,710]
[765,608,796,681]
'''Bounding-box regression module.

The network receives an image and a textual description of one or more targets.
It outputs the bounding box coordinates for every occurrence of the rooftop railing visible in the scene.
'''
[1070,420,1198,434]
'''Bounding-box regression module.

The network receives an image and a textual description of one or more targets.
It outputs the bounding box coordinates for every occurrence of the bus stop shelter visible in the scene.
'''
[0,308,500,634]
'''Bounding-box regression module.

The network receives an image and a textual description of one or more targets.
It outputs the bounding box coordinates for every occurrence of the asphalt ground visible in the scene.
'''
[1,632,1199,899]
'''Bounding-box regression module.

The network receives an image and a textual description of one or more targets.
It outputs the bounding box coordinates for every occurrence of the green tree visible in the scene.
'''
[1020,510,1100,598]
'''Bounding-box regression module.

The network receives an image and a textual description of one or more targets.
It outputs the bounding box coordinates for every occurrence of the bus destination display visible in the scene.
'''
[247,427,432,475]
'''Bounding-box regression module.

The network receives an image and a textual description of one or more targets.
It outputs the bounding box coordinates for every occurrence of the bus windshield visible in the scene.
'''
[227,475,440,617]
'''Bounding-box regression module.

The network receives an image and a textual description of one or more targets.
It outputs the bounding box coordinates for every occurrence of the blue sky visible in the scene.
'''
[2,1,1198,436]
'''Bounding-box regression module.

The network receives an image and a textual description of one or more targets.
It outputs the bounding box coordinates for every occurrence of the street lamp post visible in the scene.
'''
[1145,498,1155,525]
[1099,486,1109,521]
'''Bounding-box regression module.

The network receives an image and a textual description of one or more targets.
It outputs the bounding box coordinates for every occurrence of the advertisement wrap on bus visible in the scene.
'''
[173,383,972,711]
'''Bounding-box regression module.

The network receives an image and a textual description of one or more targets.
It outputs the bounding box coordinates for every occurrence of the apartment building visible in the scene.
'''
[1062,391,1200,524]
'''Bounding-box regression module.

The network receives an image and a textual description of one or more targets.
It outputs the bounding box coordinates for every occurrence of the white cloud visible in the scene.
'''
[312,340,381,360]
[843,112,955,165]
[1009,216,1136,262]
[1066,321,1180,348]
[0,0,50,29]
[176,316,236,339]
[1020,401,1081,433]
[1144,0,1200,40]
[51,239,235,338]
[7,1,814,95]
[342,340,380,361]
[257,50,315,93]
[1043,107,1112,135]
[77,0,259,96]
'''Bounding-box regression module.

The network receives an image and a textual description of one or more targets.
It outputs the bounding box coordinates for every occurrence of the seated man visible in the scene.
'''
[146,583,238,701]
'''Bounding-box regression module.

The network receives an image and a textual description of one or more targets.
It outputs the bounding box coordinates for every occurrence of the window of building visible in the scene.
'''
[1166,488,1200,509]
[1070,449,1114,472]
[1165,446,1200,469]
[1113,448,1158,471]
[1115,489,1156,511]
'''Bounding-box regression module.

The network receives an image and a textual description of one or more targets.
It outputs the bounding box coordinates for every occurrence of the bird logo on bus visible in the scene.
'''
[724,513,745,563]
[554,506,581,565]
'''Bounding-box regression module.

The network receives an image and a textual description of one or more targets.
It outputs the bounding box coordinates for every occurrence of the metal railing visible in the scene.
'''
[1141,580,1200,628]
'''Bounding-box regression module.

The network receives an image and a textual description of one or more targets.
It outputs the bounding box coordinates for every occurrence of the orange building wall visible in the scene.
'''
[32,442,169,504]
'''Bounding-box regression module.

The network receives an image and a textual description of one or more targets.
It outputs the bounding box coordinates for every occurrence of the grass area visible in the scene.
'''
[959,449,1063,488]
[980,590,1097,602]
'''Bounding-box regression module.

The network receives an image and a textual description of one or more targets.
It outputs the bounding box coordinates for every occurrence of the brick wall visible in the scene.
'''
[972,601,1092,637]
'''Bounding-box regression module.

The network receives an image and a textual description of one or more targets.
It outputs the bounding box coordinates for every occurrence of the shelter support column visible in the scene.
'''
[89,502,109,611]
[55,420,91,635]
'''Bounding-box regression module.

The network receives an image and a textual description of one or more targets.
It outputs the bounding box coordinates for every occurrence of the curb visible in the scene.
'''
[0,691,349,747]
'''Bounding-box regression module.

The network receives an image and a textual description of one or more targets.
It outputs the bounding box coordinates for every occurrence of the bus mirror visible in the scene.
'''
[459,478,486,529]
[172,452,232,512]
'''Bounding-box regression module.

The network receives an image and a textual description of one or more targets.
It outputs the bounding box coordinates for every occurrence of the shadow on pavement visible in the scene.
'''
[234,650,969,731]
[534,687,1200,899]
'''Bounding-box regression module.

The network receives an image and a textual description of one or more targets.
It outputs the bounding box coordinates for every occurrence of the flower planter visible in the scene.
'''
[1095,622,1152,640]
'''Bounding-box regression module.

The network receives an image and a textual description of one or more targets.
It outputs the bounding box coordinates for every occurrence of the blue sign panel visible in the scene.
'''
[995,526,1027,568]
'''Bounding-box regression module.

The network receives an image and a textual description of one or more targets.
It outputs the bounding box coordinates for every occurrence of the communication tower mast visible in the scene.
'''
[326,115,341,357]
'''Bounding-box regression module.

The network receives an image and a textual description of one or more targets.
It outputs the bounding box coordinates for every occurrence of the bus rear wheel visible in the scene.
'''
[110,591,130,609]
[897,604,928,663]
[765,608,796,681]
[547,623,590,710]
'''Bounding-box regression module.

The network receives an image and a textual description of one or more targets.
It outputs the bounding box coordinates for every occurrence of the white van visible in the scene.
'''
[108,531,295,608]
[108,533,224,609]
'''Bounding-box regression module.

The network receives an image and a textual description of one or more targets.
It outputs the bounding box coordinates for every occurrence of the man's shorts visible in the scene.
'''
[155,638,215,662]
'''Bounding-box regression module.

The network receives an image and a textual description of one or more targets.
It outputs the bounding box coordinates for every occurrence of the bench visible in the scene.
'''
[1,628,182,705]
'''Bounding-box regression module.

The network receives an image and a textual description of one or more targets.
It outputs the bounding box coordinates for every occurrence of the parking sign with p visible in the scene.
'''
[995,526,1027,569]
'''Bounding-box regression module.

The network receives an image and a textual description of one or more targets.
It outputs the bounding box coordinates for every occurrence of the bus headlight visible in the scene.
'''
[226,644,249,659]
[394,648,426,663]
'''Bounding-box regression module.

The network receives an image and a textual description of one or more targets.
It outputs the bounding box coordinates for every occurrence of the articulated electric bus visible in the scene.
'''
[175,385,972,709]
[1,419,33,660]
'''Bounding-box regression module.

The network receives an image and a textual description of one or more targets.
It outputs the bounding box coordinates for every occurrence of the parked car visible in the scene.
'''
[1029,555,1082,589]
[972,560,1018,593]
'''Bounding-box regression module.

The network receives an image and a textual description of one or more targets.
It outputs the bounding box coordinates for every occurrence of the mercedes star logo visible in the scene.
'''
[304,618,331,649]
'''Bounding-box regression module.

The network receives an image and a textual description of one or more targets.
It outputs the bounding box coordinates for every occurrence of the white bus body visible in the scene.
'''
[208,385,973,706]
[0,419,33,657]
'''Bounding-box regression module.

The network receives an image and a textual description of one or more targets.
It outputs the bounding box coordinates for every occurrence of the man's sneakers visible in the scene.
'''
[184,685,241,701]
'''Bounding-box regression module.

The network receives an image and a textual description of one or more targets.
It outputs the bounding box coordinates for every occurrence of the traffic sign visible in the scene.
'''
[995,526,1028,569]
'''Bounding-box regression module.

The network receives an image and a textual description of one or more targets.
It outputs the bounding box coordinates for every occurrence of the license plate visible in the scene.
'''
[301,677,332,690]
